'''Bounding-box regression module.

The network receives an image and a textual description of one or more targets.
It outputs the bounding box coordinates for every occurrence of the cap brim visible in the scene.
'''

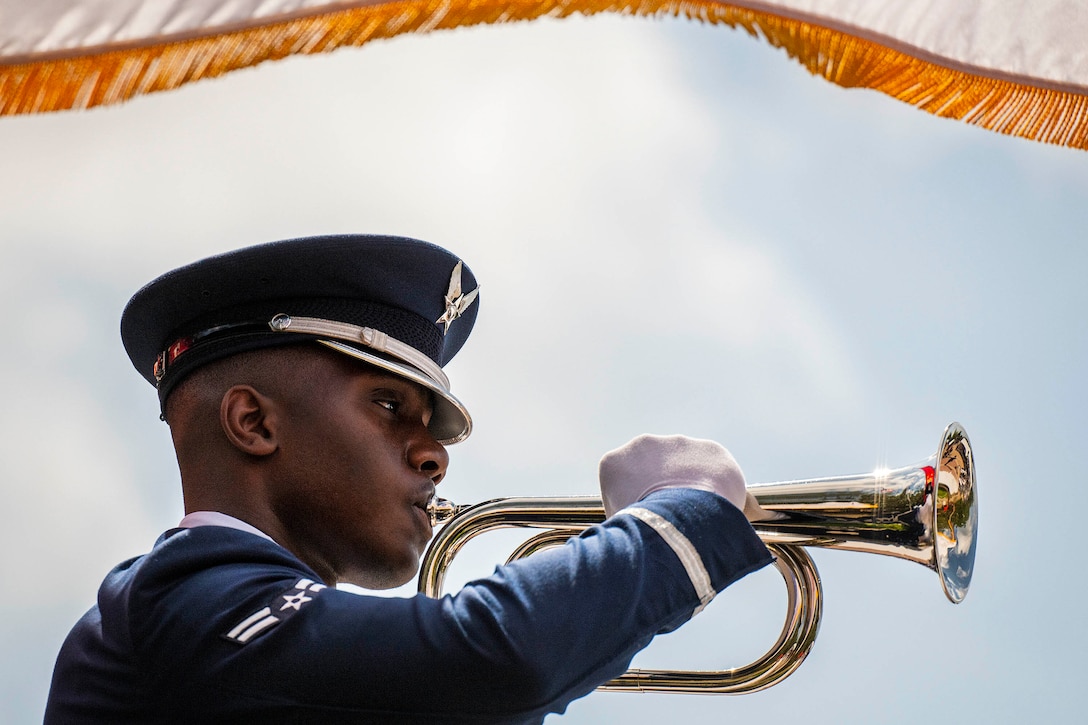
[317,340,471,445]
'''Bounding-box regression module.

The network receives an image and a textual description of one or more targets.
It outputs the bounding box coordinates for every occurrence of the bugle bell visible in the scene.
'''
[420,422,977,694]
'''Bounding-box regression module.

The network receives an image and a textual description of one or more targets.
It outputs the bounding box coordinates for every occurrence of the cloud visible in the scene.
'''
[0,254,166,613]
[0,16,874,720]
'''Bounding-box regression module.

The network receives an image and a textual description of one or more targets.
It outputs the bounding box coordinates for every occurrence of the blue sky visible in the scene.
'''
[1,14,1086,723]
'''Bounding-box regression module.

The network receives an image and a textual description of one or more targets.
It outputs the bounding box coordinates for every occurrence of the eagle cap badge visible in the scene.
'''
[436,261,479,335]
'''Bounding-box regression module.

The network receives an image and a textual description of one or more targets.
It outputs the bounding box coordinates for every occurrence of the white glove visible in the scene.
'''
[599,434,748,518]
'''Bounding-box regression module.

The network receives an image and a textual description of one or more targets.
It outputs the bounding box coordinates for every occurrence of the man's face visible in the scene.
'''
[268,351,449,589]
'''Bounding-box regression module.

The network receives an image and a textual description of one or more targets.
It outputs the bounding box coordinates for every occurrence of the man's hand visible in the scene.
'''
[599,434,748,518]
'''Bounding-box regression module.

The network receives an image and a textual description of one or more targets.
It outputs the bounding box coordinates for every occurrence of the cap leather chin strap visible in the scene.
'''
[267,313,450,393]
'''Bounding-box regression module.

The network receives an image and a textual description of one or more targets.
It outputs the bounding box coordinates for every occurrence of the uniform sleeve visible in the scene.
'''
[130,488,772,723]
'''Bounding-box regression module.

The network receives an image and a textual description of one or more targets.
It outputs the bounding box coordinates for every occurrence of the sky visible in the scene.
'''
[1,13,1087,723]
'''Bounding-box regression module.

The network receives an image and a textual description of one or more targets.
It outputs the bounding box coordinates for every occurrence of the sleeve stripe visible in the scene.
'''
[623,507,716,614]
[225,606,282,644]
[235,615,280,643]
[226,607,273,639]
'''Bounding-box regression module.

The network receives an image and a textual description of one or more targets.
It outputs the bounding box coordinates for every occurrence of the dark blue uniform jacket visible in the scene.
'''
[46,489,771,723]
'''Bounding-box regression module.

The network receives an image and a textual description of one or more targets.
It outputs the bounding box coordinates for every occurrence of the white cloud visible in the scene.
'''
[0,256,165,612]
[0,16,863,478]
[0,16,898,721]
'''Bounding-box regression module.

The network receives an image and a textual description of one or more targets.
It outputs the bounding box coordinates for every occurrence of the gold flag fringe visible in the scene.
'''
[2,0,1087,149]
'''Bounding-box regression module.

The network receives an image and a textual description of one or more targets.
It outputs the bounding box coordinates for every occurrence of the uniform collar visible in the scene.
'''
[178,511,278,545]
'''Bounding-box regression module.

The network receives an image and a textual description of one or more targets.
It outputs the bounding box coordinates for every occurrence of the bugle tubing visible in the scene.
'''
[419,422,977,694]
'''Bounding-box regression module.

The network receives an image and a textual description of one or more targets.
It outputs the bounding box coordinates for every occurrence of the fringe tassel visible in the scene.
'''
[1,0,1086,149]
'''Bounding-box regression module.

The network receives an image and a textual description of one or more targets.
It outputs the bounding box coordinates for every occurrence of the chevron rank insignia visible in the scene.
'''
[222,578,327,645]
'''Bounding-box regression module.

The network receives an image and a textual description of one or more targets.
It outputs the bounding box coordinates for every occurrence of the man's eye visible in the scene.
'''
[376,399,398,413]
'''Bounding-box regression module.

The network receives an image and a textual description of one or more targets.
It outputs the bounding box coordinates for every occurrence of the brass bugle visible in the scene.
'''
[419,422,977,694]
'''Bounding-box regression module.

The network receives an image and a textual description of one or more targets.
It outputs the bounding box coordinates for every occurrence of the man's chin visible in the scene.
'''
[340,562,419,591]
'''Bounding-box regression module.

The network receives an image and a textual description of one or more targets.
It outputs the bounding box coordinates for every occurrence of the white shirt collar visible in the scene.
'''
[178,511,278,545]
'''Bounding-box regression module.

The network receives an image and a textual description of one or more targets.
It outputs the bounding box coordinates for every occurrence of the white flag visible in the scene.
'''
[2,0,1086,148]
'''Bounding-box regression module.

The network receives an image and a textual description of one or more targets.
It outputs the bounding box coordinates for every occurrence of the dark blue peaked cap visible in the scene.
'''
[121,234,480,444]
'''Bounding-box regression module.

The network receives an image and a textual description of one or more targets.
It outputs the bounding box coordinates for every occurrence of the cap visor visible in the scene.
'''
[317,340,471,445]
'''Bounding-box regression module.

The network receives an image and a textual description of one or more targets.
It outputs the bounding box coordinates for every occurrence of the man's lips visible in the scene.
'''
[413,489,436,533]
[414,487,436,513]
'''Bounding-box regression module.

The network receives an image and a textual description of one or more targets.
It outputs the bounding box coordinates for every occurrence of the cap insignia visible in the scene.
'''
[436,261,479,335]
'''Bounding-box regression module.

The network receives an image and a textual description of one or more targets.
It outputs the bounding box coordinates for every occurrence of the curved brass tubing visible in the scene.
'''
[419,422,977,694]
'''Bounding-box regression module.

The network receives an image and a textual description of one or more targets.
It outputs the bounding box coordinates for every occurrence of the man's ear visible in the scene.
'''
[220,385,279,457]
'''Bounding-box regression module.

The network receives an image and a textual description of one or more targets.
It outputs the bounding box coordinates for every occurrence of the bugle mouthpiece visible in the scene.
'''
[427,496,460,527]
